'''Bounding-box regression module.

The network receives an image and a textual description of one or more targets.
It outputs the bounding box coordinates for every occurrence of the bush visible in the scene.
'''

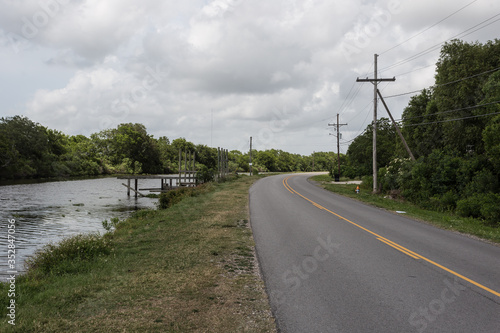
[25,233,112,276]
[463,169,499,197]
[361,175,373,191]
[429,190,459,212]
[102,217,121,232]
[456,195,483,218]
[158,183,212,210]
[197,165,214,183]
[159,187,193,209]
[480,193,500,226]
[456,193,500,226]
[342,165,358,179]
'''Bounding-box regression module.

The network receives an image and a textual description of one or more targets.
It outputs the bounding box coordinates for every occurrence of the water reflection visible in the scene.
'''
[0,177,161,281]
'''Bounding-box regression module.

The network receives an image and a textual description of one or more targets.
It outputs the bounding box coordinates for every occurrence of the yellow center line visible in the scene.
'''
[377,238,421,260]
[282,175,500,298]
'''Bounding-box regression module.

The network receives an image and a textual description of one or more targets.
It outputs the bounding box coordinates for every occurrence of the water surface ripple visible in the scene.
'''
[0,177,162,281]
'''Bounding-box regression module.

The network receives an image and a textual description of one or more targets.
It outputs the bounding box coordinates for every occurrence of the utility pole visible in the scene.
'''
[249,137,253,176]
[312,151,315,172]
[356,54,395,193]
[328,114,347,181]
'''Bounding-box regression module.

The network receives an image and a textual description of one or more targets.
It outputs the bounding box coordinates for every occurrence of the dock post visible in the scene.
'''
[127,179,131,197]
[134,179,138,198]
[178,149,182,187]
[184,150,187,184]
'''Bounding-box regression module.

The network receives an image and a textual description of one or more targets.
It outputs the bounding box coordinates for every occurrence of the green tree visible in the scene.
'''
[92,123,162,174]
[254,150,277,172]
[347,118,397,177]
[195,145,217,170]
[156,136,177,173]
[483,115,500,172]
[434,39,500,155]
[63,135,101,176]
[171,138,196,154]
[0,116,50,178]
[401,89,441,158]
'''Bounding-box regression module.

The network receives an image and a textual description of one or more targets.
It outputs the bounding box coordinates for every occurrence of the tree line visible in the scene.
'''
[0,116,341,181]
[345,39,500,225]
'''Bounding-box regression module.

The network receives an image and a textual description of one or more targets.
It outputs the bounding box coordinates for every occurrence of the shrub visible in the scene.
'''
[102,217,121,232]
[158,183,212,210]
[480,193,500,227]
[361,175,373,191]
[463,169,499,197]
[159,187,192,209]
[456,193,500,226]
[456,195,483,218]
[25,233,112,276]
[197,165,214,183]
[429,190,459,212]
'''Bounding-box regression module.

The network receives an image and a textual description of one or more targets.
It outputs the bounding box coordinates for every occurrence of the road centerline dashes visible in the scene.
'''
[282,175,500,298]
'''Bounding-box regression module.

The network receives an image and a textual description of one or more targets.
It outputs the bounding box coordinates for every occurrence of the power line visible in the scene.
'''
[393,64,436,78]
[435,66,500,88]
[342,100,500,145]
[385,89,425,99]
[340,83,365,115]
[401,108,500,127]
[340,129,367,146]
[396,99,500,122]
[380,0,478,55]
[337,82,356,113]
[336,65,374,119]
[380,13,500,72]
[385,66,500,99]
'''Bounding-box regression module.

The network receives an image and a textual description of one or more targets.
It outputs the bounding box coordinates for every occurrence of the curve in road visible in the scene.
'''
[250,173,500,333]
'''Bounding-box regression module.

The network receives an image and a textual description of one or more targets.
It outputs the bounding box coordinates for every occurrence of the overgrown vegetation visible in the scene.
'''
[24,233,113,278]
[344,39,500,227]
[0,175,275,332]
[1,117,341,181]
[158,183,213,209]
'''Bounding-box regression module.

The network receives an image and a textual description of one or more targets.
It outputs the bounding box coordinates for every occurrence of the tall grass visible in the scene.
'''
[25,233,113,278]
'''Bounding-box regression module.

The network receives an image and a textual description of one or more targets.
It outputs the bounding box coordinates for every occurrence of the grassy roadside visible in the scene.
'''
[311,175,500,245]
[0,175,276,332]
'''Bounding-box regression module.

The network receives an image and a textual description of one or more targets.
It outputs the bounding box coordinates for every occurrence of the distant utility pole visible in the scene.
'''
[356,54,395,193]
[328,114,347,181]
[249,136,253,176]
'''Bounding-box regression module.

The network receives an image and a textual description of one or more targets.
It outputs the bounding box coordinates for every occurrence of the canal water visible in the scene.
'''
[0,176,167,281]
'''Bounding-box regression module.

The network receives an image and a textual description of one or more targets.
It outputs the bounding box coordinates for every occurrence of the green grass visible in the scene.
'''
[0,175,276,332]
[311,175,500,244]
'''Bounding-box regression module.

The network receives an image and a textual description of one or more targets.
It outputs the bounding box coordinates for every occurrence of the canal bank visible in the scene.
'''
[0,175,276,332]
[0,176,166,281]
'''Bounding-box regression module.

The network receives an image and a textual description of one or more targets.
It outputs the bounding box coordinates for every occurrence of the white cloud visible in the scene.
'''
[1,0,499,155]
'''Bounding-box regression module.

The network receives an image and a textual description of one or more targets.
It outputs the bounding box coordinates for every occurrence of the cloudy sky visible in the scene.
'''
[0,0,499,155]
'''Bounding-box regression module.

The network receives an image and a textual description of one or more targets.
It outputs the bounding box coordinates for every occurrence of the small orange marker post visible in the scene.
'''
[355,185,360,194]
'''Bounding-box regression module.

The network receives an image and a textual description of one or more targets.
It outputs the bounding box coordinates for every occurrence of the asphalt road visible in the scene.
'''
[250,173,500,333]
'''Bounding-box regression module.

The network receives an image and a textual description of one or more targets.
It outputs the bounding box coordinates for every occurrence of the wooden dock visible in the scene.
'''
[118,149,198,198]
[118,174,197,198]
